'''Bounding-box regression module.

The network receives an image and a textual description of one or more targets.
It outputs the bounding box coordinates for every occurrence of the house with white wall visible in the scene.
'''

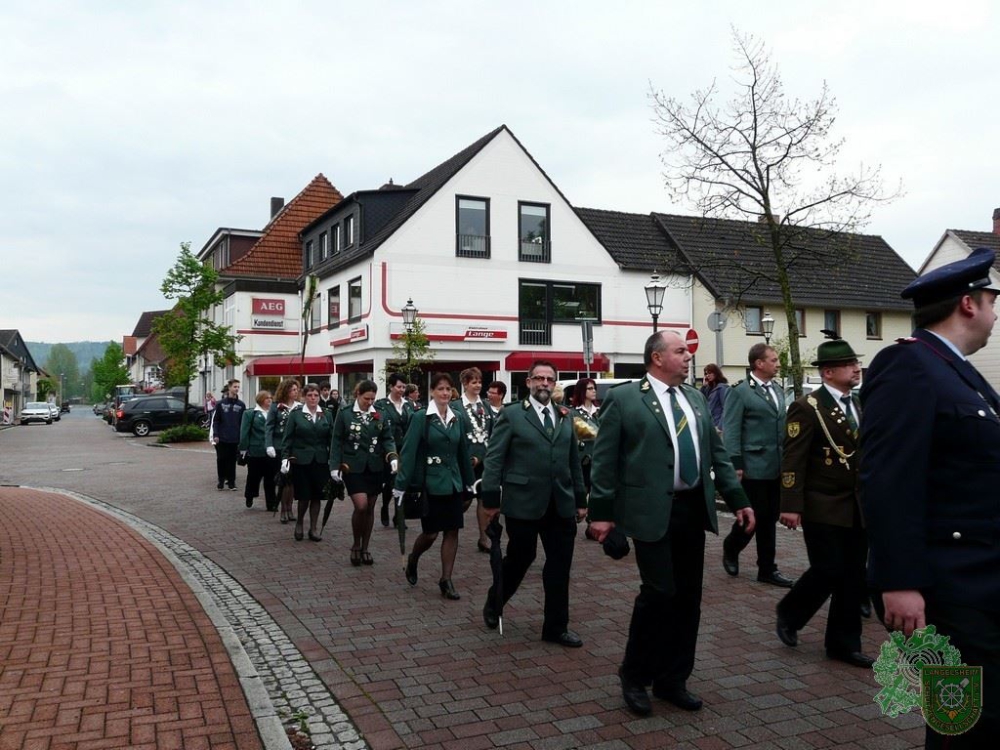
[1,329,40,420]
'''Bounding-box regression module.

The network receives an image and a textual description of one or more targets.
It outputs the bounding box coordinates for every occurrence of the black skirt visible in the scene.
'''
[344,469,383,496]
[421,492,465,534]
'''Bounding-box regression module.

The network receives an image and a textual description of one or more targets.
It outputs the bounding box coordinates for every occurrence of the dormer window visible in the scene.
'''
[305,240,314,269]
[332,224,342,255]
[319,231,328,261]
[345,215,355,247]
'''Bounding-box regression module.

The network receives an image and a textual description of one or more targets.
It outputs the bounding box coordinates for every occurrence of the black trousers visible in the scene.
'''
[215,442,238,488]
[493,499,577,638]
[622,491,706,688]
[245,455,279,509]
[723,477,780,574]
[777,519,867,654]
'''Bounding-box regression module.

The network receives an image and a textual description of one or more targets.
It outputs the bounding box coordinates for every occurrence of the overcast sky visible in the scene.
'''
[3,0,997,344]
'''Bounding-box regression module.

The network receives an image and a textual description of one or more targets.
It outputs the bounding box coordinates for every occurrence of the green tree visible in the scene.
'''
[649,29,898,396]
[91,342,131,403]
[152,242,242,422]
[381,316,434,387]
[45,344,80,401]
[36,376,57,402]
[300,274,319,380]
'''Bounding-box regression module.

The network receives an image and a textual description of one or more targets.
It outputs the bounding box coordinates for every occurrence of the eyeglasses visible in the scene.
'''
[531,375,557,383]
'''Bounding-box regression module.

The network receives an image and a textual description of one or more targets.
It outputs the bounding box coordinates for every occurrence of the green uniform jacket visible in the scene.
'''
[481,399,586,520]
[238,408,268,456]
[374,396,413,450]
[394,409,475,496]
[722,377,786,478]
[571,406,600,464]
[329,403,398,474]
[780,387,861,528]
[280,406,333,465]
[589,377,749,541]
[265,402,297,452]
[451,398,494,469]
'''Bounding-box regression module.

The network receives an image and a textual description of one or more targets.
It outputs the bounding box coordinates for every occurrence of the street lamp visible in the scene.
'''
[762,311,775,344]
[60,372,65,404]
[644,272,667,333]
[401,298,417,379]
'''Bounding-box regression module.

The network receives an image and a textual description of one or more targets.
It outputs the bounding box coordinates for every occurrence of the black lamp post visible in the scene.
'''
[762,311,775,344]
[401,298,417,380]
[644,272,667,333]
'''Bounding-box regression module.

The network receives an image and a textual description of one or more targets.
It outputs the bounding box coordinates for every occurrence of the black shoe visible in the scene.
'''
[294,527,304,542]
[722,549,739,577]
[245,497,253,508]
[827,650,875,668]
[860,601,872,619]
[541,630,583,648]
[776,606,798,647]
[405,555,418,586]
[482,599,499,630]
[618,667,651,716]
[380,504,390,527]
[308,530,322,542]
[439,579,461,600]
[757,571,795,588]
[217,483,225,491]
[652,684,703,711]
[229,485,238,491]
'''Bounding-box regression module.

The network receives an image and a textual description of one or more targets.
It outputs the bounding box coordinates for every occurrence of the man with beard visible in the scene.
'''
[480,360,587,647]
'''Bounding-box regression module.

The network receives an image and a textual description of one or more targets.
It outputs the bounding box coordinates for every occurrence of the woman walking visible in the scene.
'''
[569,377,600,495]
[330,380,397,566]
[394,373,475,600]
[279,383,333,542]
[265,378,300,523]
[700,363,730,431]
[239,391,277,510]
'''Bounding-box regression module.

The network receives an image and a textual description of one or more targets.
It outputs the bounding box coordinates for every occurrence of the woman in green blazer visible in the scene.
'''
[280,383,333,542]
[330,380,398,566]
[238,390,277,511]
[394,373,476,600]
[265,378,300,524]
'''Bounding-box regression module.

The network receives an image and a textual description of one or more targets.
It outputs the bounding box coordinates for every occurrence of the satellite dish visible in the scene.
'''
[707,311,727,332]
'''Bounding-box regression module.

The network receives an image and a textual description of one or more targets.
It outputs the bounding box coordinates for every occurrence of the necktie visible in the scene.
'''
[668,387,699,485]
[762,382,775,408]
[541,406,554,437]
[840,396,858,434]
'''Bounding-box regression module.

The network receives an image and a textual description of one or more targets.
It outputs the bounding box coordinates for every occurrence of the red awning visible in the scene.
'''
[245,355,334,377]
[504,351,610,372]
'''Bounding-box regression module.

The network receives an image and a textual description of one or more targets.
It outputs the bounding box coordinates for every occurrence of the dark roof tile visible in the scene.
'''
[131,310,171,338]
[575,207,684,271]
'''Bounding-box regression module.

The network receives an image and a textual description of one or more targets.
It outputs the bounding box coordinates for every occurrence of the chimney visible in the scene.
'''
[993,207,1000,235]
[270,197,285,218]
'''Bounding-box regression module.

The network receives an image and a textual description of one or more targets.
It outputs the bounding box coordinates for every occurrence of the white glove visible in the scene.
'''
[280,459,290,475]
[266,446,276,458]
[392,488,406,505]
[390,459,398,474]
[330,470,342,483]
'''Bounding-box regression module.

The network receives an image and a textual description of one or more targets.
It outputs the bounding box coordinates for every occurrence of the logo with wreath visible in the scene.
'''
[872,625,982,735]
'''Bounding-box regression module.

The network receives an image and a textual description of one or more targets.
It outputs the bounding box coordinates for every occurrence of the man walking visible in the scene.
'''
[480,360,587,647]
[722,343,793,587]
[861,248,1000,748]
[775,337,872,668]
[589,331,753,715]
[211,379,246,491]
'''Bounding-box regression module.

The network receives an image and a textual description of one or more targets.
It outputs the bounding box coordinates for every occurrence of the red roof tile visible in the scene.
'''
[226,174,343,279]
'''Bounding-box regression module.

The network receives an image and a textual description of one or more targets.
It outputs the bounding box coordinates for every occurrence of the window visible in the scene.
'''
[348,277,362,322]
[310,290,322,330]
[518,202,550,262]
[745,306,763,334]
[305,240,314,270]
[552,283,600,322]
[823,309,840,335]
[518,279,601,345]
[456,196,490,258]
[866,311,882,339]
[345,215,355,247]
[332,224,342,255]
[794,308,805,336]
[319,231,328,261]
[328,285,340,329]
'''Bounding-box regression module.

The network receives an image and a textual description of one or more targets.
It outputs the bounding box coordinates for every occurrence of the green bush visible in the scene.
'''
[158,424,209,444]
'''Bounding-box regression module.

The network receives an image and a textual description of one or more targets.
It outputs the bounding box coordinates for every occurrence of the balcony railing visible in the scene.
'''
[519,318,552,346]
[519,239,550,263]
[457,234,490,258]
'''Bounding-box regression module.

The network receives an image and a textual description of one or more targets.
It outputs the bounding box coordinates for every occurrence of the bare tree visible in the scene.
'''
[650,29,899,394]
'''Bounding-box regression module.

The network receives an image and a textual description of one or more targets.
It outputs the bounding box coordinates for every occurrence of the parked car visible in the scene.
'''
[48,403,61,422]
[556,378,634,404]
[92,402,107,416]
[19,402,53,425]
[115,396,210,437]
[60,402,71,413]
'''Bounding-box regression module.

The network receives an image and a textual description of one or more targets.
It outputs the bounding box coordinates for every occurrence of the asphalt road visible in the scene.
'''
[0,409,925,749]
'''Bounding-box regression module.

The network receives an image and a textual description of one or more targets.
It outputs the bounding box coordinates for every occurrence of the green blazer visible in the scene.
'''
[481,399,586,520]
[265,402,296,451]
[589,377,749,541]
[451,398,495,467]
[571,405,600,463]
[238,408,268,456]
[280,406,333,465]
[394,409,475,496]
[722,377,786,479]
[374,396,413,449]
[330,402,398,474]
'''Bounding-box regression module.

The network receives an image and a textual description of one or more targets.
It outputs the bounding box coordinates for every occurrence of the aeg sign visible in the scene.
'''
[252,298,286,330]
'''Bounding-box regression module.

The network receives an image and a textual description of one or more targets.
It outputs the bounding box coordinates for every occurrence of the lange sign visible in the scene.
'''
[252,298,286,330]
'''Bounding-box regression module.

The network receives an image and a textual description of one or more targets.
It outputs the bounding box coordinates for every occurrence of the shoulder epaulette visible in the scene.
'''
[895,336,917,344]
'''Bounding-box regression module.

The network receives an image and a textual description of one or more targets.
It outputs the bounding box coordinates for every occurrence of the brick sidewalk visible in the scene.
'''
[0,487,264,750]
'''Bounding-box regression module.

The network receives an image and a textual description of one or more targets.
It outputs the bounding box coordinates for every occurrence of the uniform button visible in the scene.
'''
[978,410,986,417]
[952,531,962,540]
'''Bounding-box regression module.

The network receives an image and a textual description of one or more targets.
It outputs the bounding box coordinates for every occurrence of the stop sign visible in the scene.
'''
[685,328,700,354]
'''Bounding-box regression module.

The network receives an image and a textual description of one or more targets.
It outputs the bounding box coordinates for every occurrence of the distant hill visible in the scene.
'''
[26,341,114,372]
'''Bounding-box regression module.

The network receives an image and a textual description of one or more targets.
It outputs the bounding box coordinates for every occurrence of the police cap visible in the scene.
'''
[902,247,1000,307]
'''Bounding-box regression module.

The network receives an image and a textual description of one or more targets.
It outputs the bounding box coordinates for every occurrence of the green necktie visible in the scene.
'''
[668,387,699,485]
[542,406,554,437]
[841,396,858,434]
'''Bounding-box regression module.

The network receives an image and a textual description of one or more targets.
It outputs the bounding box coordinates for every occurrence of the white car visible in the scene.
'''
[556,378,634,404]
[48,403,61,422]
[19,402,53,425]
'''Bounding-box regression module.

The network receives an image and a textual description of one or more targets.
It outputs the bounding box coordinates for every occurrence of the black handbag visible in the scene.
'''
[401,490,428,519]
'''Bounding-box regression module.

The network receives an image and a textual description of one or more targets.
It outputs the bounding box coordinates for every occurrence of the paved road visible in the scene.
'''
[0,409,925,749]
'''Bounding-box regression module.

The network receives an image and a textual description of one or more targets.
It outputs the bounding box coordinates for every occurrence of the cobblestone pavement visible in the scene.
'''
[0,411,927,749]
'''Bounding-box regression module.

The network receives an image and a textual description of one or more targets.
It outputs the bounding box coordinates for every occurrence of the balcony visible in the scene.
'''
[457,234,490,258]
[519,239,550,263]
[519,319,552,346]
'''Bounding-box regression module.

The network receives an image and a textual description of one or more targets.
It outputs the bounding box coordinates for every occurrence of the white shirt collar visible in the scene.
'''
[750,373,774,388]
[822,383,848,402]
[428,405,457,425]
[353,401,375,414]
